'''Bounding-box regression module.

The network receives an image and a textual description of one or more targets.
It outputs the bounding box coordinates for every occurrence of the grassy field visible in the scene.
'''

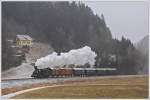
[12,75,148,99]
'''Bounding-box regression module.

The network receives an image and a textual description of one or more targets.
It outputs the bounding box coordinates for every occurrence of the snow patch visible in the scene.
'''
[2,63,34,79]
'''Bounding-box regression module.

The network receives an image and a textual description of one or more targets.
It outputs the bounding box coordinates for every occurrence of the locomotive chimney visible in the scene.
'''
[34,65,38,70]
[31,62,38,70]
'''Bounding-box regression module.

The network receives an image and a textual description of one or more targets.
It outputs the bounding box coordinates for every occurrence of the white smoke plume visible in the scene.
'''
[35,46,97,68]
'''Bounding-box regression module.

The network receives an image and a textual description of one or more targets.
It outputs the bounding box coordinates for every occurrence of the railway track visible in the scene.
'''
[1,75,147,89]
[2,78,34,81]
[2,74,146,81]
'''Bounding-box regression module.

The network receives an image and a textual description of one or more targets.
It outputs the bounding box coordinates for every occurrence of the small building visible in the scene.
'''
[15,34,33,53]
[16,35,33,46]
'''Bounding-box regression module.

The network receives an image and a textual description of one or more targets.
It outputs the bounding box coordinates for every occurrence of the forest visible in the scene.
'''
[2,2,147,74]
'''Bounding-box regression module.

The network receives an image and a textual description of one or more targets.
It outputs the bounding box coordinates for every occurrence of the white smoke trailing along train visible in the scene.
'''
[31,46,117,78]
[35,46,97,68]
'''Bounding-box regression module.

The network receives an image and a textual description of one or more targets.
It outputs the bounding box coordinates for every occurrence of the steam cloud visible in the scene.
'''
[35,46,97,68]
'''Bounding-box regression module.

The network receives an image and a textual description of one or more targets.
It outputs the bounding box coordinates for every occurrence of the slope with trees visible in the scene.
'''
[2,2,145,75]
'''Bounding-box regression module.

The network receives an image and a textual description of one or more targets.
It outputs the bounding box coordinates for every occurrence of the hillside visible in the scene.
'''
[2,42,54,79]
[2,2,112,53]
[135,35,149,55]
[26,42,54,63]
[2,1,144,75]
[2,1,112,71]
[135,35,149,74]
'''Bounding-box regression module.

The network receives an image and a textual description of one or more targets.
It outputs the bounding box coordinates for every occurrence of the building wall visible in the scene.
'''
[16,40,32,46]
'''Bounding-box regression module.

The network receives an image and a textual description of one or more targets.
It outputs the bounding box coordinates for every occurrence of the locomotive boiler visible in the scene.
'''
[31,66,52,78]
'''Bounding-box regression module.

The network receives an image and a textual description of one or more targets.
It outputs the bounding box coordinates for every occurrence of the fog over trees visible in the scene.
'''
[2,2,148,74]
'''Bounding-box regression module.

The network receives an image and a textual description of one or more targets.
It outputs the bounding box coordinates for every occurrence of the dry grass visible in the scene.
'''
[2,82,54,95]
[12,75,148,99]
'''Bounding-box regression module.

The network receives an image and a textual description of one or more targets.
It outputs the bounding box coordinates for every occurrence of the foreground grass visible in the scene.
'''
[12,75,148,99]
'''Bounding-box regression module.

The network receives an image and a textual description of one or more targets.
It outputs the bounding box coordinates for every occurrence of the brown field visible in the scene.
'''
[12,75,148,99]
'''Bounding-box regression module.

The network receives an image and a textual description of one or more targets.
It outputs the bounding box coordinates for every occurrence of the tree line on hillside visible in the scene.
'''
[2,2,147,75]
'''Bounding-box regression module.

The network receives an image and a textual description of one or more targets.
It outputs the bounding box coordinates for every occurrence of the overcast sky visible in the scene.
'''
[83,1,149,43]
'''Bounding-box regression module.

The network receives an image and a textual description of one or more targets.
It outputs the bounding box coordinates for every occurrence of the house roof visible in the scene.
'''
[16,35,33,41]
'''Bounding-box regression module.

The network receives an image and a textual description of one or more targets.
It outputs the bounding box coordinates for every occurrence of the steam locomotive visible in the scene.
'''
[31,65,117,78]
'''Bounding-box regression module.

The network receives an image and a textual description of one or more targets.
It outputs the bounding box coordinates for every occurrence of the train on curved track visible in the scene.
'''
[31,65,117,78]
